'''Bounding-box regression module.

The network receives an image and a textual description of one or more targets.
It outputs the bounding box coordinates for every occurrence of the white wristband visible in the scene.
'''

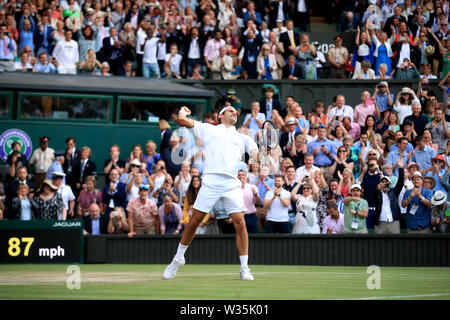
[179,109,186,117]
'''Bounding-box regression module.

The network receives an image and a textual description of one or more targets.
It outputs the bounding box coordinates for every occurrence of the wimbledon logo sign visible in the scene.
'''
[0,129,33,163]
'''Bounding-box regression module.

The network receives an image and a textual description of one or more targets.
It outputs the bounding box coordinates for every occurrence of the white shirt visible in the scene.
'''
[265,189,291,222]
[397,43,411,68]
[127,184,140,202]
[328,105,354,123]
[379,191,393,222]
[143,37,159,64]
[136,28,147,54]
[165,53,183,75]
[57,185,75,211]
[295,165,320,182]
[297,0,307,12]
[188,37,201,59]
[157,41,167,60]
[190,121,258,178]
[243,112,266,141]
[277,1,285,21]
[52,39,79,67]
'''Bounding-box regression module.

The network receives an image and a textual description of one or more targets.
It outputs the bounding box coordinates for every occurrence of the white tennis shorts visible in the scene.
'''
[193,173,246,215]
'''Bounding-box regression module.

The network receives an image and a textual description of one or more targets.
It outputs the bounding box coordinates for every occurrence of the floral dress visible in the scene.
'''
[32,193,64,220]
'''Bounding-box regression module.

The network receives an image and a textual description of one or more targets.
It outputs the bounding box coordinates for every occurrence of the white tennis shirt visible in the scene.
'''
[190,121,258,179]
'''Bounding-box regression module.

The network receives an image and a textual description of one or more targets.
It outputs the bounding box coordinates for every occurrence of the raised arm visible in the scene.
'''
[177,106,195,128]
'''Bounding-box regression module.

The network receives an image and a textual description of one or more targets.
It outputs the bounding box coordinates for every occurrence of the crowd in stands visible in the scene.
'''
[1,74,450,235]
[0,0,448,79]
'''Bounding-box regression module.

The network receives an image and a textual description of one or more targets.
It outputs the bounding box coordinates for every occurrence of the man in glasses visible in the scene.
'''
[28,136,55,188]
[127,185,159,237]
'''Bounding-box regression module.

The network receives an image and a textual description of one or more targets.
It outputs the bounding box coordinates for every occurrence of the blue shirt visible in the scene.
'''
[20,199,32,221]
[403,188,432,230]
[389,143,414,154]
[252,177,274,206]
[0,36,17,60]
[426,169,448,196]
[91,218,100,235]
[19,15,35,51]
[375,93,394,113]
[307,138,337,167]
[34,61,58,73]
[386,149,408,177]
[411,146,437,172]
[295,118,310,134]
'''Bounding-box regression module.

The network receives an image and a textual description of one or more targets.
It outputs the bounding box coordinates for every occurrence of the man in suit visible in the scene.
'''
[124,3,145,30]
[383,5,407,38]
[183,27,205,78]
[102,168,128,220]
[269,0,289,29]
[240,28,262,79]
[282,55,303,79]
[280,118,300,158]
[83,203,108,235]
[279,20,300,60]
[63,136,80,194]
[102,27,125,75]
[34,14,53,56]
[211,45,233,79]
[4,167,35,219]
[259,86,286,119]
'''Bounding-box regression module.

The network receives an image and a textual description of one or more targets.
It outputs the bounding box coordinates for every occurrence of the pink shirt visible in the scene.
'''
[321,213,345,234]
[204,38,226,62]
[354,103,376,127]
[241,183,258,214]
[126,198,158,227]
[348,122,361,140]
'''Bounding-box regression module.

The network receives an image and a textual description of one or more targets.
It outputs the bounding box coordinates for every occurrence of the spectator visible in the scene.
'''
[401,171,433,233]
[141,26,160,78]
[352,59,376,79]
[252,165,274,230]
[31,179,65,220]
[151,174,180,208]
[424,105,450,154]
[4,167,35,220]
[164,43,182,78]
[18,14,35,52]
[0,24,17,72]
[343,184,369,234]
[79,49,103,74]
[210,44,233,79]
[237,170,260,233]
[327,95,354,127]
[242,101,265,141]
[394,57,420,79]
[174,161,192,207]
[328,35,349,79]
[77,175,103,218]
[158,195,183,235]
[282,54,302,80]
[394,87,420,123]
[337,167,355,199]
[107,206,129,234]
[119,22,137,62]
[103,144,126,186]
[126,171,145,202]
[45,150,66,185]
[102,168,128,219]
[52,29,79,74]
[15,49,33,72]
[291,178,320,234]
[34,52,58,73]
[180,175,207,230]
[6,141,28,180]
[240,28,262,79]
[72,146,97,196]
[203,30,225,77]
[354,91,380,128]
[259,85,284,119]
[263,175,291,233]
[331,145,354,180]
[280,117,300,158]
[257,43,278,79]
[387,137,410,177]
[294,0,312,32]
[295,153,319,183]
[404,102,429,137]
[158,119,173,153]
[295,33,316,80]
[127,184,159,237]
[430,191,449,233]
[279,19,300,60]
[83,203,108,235]
[307,125,337,181]
[11,184,34,221]
[322,200,344,234]
[341,10,360,32]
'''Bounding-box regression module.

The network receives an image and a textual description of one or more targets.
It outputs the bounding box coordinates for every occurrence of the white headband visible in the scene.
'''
[219,106,234,115]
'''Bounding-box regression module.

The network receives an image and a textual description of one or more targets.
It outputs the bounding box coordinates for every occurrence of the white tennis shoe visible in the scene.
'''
[163,257,185,280]
[240,267,254,281]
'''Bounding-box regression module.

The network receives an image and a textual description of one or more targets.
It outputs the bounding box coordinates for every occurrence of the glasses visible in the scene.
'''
[368,153,376,156]
[338,150,346,153]
[40,140,49,144]
[139,185,149,190]
[303,187,311,190]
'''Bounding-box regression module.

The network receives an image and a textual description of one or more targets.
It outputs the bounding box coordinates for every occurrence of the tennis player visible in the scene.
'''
[163,105,259,280]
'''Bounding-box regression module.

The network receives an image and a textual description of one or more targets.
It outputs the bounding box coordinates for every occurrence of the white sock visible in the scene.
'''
[239,255,249,270]
[174,243,189,260]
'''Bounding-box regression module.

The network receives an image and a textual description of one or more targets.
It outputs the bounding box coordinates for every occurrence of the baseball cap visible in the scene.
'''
[130,159,141,166]
[333,35,343,40]
[380,176,391,184]
[227,89,236,95]
[379,81,388,87]
[433,154,445,162]
[52,171,66,179]
[351,184,362,191]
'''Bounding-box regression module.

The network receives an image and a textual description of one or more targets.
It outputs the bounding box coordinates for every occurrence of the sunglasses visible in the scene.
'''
[303,187,311,190]
[368,153,377,156]
[338,150,346,153]
[139,186,149,190]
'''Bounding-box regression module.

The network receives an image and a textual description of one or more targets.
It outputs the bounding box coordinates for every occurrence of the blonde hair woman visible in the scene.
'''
[158,119,172,153]
[257,43,278,79]
[337,168,355,198]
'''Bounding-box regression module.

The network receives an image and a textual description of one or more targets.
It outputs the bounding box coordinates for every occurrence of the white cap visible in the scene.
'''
[411,171,422,179]
[380,176,391,184]
[351,184,362,191]
[130,159,141,166]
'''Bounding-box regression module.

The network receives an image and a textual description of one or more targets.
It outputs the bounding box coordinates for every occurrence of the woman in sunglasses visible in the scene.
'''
[291,176,320,234]
[331,146,354,180]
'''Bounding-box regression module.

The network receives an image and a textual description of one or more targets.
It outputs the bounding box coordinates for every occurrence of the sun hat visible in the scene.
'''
[431,191,446,206]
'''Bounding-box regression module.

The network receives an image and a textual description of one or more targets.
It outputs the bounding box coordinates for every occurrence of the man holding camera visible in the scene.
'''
[0,24,17,72]
[373,81,394,115]
[373,160,405,234]
[151,174,180,207]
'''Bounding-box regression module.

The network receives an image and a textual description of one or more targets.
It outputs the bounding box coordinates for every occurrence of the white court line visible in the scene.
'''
[346,293,450,300]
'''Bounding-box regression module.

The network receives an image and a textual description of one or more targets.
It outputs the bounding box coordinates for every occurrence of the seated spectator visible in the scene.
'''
[354,91,380,128]
[394,57,420,79]
[352,59,376,79]
[322,200,344,234]
[327,95,354,127]
[107,207,129,234]
[343,184,369,234]
[127,185,159,237]
[77,175,103,218]
[164,43,183,79]
[98,61,112,76]
[158,195,183,235]
[14,50,33,72]
[420,63,438,80]
[257,43,278,79]
[83,203,108,235]
[34,52,58,73]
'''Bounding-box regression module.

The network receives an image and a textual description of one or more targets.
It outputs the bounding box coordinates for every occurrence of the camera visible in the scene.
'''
[112,211,120,217]
[384,183,389,188]
[160,166,165,170]
[368,163,375,168]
